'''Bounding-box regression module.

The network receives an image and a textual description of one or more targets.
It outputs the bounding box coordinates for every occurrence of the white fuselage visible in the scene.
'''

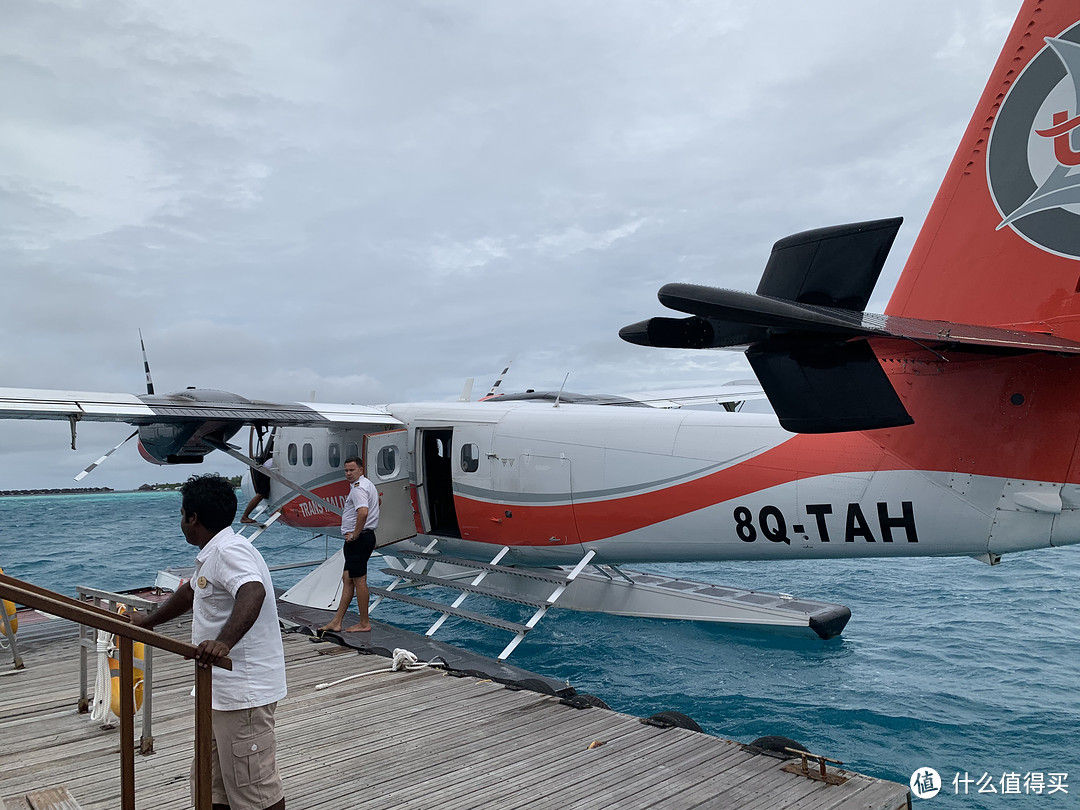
[265,399,1080,566]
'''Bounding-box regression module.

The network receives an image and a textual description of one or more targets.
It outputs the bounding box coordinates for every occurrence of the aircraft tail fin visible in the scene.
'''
[885,1,1080,338]
[621,1,1080,434]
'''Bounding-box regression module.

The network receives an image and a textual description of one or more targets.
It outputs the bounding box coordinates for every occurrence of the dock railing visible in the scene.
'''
[76,585,158,754]
[0,571,231,810]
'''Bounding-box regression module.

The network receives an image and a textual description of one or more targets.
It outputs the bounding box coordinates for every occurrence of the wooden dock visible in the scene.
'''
[1,621,910,809]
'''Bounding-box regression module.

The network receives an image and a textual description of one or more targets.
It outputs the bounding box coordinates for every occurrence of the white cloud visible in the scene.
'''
[0,0,1022,488]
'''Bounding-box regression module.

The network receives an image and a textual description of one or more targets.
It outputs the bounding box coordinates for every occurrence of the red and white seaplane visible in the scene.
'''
[3,0,1080,656]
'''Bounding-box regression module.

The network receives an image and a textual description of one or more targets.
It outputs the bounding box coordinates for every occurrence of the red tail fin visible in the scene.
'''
[887,0,1080,339]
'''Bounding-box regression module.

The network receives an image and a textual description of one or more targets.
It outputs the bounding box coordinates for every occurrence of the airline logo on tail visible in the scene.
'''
[989,22,1080,259]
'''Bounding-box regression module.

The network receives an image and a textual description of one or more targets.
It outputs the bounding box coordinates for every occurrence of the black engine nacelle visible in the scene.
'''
[135,388,248,464]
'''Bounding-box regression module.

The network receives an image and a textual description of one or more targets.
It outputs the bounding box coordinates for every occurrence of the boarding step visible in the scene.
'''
[395,550,571,584]
[380,566,551,608]
[372,545,596,660]
[367,587,529,635]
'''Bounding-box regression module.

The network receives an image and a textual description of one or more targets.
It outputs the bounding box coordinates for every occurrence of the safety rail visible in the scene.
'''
[0,571,231,810]
[76,586,158,754]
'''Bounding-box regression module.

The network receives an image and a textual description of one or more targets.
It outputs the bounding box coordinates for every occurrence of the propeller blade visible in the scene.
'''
[484,362,513,399]
[74,429,139,481]
[139,328,155,395]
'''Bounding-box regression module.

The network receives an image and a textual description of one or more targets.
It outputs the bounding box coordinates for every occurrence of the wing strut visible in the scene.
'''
[204,439,342,516]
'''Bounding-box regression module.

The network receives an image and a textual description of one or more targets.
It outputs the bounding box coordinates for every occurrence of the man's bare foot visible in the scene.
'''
[240,516,257,524]
[343,623,371,632]
[318,623,342,633]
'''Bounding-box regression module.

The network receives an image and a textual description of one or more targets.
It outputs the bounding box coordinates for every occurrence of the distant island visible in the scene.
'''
[0,486,115,496]
[0,475,243,497]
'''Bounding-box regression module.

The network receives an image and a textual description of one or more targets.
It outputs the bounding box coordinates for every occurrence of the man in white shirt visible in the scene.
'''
[133,474,287,810]
[319,456,379,633]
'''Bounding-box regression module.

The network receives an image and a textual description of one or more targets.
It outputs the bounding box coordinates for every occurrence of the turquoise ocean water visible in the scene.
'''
[2,490,1078,809]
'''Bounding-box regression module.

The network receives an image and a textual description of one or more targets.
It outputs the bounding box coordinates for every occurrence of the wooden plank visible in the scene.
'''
[0,619,909,810]
[366,710,644,809]
[559,742,750,810]
[497,731,724,810]
[25,787,84,810]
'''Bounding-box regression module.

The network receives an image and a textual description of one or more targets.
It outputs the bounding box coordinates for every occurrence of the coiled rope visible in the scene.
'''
[315,648,445,691]
[89,628,114,724]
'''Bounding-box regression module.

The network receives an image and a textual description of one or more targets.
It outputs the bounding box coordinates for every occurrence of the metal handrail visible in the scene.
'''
[76,586,158,754]
[0,571,231,810]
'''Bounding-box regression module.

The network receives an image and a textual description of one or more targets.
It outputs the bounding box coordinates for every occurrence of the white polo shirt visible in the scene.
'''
[191,527,287,711]
[341,476,379,536]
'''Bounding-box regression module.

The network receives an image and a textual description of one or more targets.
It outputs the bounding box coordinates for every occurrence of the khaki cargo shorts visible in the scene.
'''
[191,702,283,809]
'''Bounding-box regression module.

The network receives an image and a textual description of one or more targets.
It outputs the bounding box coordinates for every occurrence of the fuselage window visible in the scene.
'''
[328,443,341,468]
[377,446,397,478]
[346,442,359,461]
[287,443,298,466]
[302,443,313,467]
[461,443,479,473]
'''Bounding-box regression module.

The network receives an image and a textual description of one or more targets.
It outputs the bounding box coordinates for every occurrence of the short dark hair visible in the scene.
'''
[181,474,238,533]
[344,456,363,468]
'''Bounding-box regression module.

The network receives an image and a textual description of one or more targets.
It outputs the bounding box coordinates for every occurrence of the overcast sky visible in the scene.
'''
[0,0,1019,490]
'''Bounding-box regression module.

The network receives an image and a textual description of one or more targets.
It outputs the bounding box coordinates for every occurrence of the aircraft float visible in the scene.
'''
[3,0,1080,657]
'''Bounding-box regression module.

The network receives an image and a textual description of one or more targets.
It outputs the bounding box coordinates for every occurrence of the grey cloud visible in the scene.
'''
[0,0,1019,488]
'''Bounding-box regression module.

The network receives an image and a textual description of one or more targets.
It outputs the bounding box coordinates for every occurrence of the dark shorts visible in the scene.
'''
[343,529,377,578]
[252,469,271,498]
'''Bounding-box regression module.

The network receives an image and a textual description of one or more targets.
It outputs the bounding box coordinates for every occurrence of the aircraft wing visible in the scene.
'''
[0,387,400,427]
[0,386,403,464]
[0,388,155,422]
[618,381,767,409]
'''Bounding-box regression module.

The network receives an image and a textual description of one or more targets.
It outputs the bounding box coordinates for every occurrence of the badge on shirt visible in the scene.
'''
[197,576,208,589]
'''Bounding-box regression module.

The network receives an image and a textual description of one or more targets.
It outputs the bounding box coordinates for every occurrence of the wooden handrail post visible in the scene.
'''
[195,666,213,810]
[120,636,135,810]
[0,573,230,809]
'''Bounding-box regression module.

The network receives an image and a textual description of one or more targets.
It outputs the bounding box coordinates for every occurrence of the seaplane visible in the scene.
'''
[3,0,1080,657]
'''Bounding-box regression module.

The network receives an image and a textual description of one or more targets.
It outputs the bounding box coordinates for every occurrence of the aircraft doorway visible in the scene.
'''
[420,428,460,537]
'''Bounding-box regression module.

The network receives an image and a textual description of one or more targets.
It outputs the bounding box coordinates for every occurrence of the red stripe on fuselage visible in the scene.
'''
[280,481,349,529]
[453,429,882,546]
[456,348,1080,546]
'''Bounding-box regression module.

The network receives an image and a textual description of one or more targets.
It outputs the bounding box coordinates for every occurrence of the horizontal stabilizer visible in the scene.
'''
[628,284,1080,355]
[747,339,913,433]
[623,216,1080,433]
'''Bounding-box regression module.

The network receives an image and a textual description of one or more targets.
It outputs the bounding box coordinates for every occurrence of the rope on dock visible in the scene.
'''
[314,648,446,691]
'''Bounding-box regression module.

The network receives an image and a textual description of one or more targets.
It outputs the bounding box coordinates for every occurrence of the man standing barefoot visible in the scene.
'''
[319,457,379,633]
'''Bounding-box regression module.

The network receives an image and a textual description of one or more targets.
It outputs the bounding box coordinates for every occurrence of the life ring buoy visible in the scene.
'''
[0,567,17,635]
[107,605,144,716]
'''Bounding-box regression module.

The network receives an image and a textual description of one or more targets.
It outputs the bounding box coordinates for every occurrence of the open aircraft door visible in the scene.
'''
[364,429,416,548]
